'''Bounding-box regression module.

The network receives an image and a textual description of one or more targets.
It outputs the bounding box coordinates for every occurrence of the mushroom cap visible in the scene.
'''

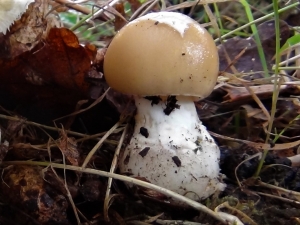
[104,11,219,99]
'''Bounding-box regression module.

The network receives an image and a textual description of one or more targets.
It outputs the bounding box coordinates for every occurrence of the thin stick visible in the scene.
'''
[54,0,91,14]
[103,124,127,221]
[81,119,123,169]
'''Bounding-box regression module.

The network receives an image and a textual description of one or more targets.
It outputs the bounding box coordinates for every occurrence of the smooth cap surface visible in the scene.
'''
[104,11,219,98]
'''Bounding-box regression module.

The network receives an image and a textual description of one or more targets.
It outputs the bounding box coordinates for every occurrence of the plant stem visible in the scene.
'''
[215,2,299,42]
[240,0,269,77]
[254,0,281,177]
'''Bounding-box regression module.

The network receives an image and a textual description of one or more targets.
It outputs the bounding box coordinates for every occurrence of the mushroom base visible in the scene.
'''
[119,96,225,201]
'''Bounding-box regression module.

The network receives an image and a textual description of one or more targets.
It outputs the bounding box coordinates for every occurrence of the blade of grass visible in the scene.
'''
[254,0,281,177]
[240,0,269,77]
[70,0,121,31]
[213,3,224,36]
[215,2,299,42]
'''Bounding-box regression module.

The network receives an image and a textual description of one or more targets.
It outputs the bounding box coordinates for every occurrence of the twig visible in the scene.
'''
[53,0,91,14]
[209,131,300,150]
[103,124,128,221]
[81,118,124,169]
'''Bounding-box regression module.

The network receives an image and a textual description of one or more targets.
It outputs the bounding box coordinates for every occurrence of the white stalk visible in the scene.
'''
[119,96,225,201]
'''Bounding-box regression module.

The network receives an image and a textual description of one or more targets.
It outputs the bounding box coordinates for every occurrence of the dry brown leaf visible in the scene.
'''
[114,2,127,31]
[0,165,69,224]
[0,27,96,115]
[221,83,289,103]
[0,0,61,59]
[58,129,80,166]
[241,104,269,121]
[128,0,142,12]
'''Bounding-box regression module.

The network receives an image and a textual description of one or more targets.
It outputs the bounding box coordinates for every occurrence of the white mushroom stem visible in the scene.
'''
[120,96,225,201]
[287,154,300,167]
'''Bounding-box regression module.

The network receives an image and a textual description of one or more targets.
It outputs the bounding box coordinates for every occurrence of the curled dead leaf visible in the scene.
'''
[0,0,61,58]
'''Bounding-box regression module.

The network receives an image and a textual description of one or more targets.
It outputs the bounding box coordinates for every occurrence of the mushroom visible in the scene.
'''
[0,0,34,34]
[104,11,226,201]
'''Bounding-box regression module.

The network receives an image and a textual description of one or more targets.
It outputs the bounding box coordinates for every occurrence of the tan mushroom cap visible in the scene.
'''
[104,12,219,99]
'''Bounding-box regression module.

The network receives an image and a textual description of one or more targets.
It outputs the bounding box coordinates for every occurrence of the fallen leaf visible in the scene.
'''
[58,129,80,166]
[0,165,69,224]
[0,0,61,58]
[0,27,96,119]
